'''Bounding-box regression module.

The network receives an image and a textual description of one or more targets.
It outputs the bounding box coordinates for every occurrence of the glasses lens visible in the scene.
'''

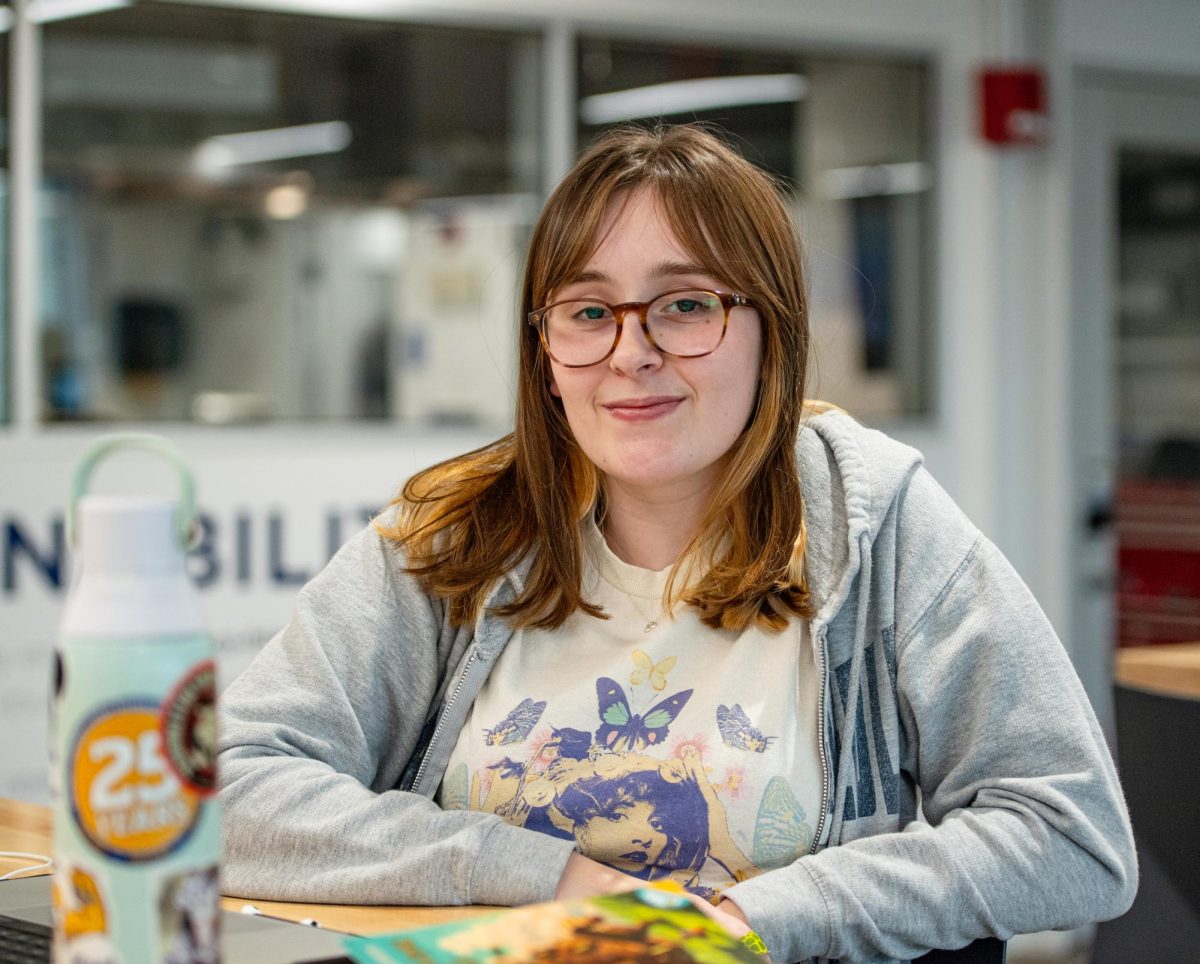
[647,290,725,357]
[542,300,615,365]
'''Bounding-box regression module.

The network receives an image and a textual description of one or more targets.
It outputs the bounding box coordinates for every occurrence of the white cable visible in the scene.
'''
[0,851,53,880]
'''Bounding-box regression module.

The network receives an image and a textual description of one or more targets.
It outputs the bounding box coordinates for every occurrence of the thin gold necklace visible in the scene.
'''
[593,521,668,633]
[628,593,665,634]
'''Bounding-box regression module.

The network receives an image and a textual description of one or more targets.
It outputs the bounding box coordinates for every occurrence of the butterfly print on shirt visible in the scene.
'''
[716,703,776,753]
[595,677,693,752]
[483,698,547,745]
[629,649,677,692]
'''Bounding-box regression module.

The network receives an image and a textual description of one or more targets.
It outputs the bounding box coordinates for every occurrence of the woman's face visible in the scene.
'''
[547,188,762,501]
[577,800,670,874]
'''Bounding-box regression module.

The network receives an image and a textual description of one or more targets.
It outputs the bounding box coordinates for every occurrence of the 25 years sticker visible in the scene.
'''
[70,701,201,862]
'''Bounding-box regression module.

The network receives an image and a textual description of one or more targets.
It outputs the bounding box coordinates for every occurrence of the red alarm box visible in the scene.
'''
[979,67,1048,145]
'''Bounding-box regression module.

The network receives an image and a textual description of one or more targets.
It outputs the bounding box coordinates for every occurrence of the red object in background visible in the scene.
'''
[979,67,1048,145]
[1116,480,1200,647]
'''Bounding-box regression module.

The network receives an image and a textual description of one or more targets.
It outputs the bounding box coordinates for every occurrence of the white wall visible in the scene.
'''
[1062,0,1200,75]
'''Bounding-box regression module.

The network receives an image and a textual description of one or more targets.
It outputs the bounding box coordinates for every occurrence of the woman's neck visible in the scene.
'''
[600,478,713,570]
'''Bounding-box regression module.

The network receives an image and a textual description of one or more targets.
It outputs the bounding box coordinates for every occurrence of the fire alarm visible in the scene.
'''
[980,67,1048,145]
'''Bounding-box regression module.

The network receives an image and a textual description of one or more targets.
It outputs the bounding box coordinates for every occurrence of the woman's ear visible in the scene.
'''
[549,375,562,398]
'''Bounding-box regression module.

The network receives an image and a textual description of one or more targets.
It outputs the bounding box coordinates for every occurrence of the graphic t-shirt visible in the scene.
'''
[437,523,822,902]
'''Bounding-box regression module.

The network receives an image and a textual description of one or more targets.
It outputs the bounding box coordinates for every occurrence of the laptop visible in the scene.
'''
[0,875,352,963]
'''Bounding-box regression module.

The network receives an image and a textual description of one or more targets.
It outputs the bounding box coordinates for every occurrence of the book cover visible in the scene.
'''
[342,884,765,963]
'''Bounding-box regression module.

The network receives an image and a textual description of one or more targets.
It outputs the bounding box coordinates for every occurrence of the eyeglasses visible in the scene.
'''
[528,288,755,368]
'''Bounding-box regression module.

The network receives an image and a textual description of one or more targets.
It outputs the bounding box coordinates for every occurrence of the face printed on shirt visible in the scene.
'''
[576,799,671,873]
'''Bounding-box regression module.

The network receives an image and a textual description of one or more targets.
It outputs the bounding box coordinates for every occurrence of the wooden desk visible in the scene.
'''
[0,797,490,934]
[1115,641,1200,700]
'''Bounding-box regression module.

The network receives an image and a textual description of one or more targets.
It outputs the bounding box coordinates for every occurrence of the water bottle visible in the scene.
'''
[51,434,220,963]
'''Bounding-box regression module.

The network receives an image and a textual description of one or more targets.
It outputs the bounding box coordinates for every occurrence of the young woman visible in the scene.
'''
[219,125,1136,962]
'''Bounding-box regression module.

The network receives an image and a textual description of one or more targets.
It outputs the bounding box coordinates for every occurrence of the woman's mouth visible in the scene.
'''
[603,396,683,422]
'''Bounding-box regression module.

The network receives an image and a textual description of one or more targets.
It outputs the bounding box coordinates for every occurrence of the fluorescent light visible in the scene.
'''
[28,0,131,24]
[818,162,932,200]
[194,121,352,175]
[580,74,807,125]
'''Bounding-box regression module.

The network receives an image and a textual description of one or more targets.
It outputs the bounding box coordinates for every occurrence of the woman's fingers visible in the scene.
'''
[679,891,752,938]
[554,852,643,900]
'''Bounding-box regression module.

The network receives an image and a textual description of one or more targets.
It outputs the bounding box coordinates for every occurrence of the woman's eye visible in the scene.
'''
[569,304,609,322]
[674,299,700,313]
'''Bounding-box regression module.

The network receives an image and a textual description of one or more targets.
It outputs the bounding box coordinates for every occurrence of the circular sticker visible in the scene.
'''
[70,701,201,862]
[161,662,217,794]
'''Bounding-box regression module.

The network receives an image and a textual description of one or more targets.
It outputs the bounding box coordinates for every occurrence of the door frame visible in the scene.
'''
[1069,69,1200,733]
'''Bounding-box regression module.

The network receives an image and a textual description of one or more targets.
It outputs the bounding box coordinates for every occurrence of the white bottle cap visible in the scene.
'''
[77,495,188,576]
[63,435,205,637]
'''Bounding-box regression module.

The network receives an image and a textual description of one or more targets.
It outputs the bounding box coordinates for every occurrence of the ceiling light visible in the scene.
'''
[264,183,308,220]
[194,121,352,177]
[580,74,807,125]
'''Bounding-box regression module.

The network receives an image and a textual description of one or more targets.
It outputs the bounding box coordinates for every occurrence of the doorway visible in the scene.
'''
[1071,73,1200,733]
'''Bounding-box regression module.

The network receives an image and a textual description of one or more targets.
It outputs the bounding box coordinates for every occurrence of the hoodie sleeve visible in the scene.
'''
[218,523,575,907]
[724,467,1137,962]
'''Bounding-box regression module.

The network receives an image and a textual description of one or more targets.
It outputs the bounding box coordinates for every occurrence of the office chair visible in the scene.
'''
[1092,681,1200,960]
[915,936,1007,963]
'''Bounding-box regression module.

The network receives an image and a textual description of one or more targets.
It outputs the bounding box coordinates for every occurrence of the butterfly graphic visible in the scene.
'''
[483,698,546,745]
[716,704,776,753]
[629,649,677,692]
[752,776,813,868]
[595,677,692,752]
[440,762,470,811]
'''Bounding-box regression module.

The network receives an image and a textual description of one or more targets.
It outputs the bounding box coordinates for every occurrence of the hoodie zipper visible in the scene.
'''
[411,647,479,796]
[808,624,831,855]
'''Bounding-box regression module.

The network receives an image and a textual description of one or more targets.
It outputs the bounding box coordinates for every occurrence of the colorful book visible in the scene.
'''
[342,884,766,963]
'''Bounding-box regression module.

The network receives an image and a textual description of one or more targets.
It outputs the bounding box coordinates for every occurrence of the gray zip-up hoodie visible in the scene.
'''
[219,410,1137,962]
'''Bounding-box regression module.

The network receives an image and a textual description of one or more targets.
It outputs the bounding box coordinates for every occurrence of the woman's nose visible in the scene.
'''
[609,308,662,374]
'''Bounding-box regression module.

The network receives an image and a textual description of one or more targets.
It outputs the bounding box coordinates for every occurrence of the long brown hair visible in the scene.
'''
[378,124,813,631]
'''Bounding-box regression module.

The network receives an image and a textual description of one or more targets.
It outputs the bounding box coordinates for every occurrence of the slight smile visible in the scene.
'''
[603,396,684,422]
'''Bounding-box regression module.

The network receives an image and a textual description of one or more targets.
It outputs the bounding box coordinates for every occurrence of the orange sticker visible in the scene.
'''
[70,702,201,861]
[53,864,109,940]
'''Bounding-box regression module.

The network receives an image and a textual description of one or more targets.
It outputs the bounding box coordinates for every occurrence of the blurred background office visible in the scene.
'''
[1,0,1198,959]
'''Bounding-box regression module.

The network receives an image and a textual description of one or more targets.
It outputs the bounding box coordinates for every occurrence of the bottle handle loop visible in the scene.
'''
[68,433,198,549]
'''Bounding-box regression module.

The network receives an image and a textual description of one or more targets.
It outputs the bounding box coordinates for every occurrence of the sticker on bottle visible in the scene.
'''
[69,701,201,861]
[161,661,218,795]
[52,859,117,963]
[158,865,221,963]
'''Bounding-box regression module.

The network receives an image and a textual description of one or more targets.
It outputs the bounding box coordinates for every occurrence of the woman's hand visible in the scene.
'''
[715,896,750,934]
[556,855,761,955]
[680,893,751,939]
[554,851,644,900]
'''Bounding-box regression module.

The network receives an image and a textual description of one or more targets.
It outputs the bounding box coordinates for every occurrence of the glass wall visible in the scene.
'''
[16,4,934,428]
[40,2,541,424]
[578,38,932,418]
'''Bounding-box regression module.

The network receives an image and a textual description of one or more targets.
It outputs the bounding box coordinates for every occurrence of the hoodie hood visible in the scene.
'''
[797,409,924,628]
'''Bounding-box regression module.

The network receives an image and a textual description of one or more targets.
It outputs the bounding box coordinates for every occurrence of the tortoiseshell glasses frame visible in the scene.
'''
[527,288,755,368]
